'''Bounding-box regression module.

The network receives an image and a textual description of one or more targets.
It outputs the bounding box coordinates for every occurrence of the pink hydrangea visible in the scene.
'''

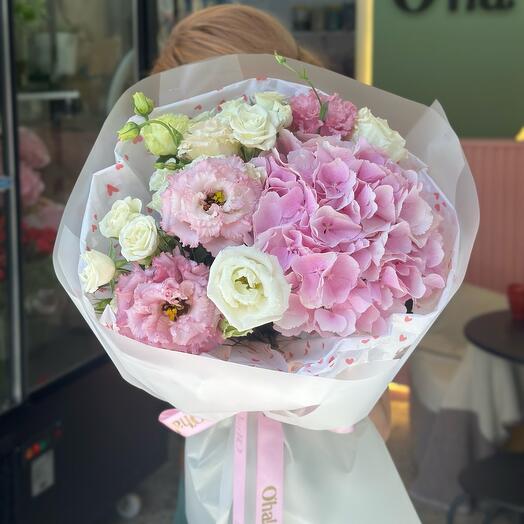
[254,132,446,338]
[115,252,223,353]
[161,156,263,255]
[289,90,357,137]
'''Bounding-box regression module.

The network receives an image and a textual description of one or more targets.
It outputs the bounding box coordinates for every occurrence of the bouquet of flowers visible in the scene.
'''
[54,54,478,524]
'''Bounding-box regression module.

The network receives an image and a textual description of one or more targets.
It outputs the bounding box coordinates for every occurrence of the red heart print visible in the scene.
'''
[328,356,335,364]
[256,75,268,81]
[106,184,119,197]
[193,104,202,111]
[434,204,441,212]
[361,339,370,344]
[93,213,98,220]
[317,358,323,365]
[399,334,408,342]
[404,316,413,322]
[91,224,97,232]
[132,135,143,144]
[434,192,439,200]
[123,154,129,161]
[115,163,124,170]
[442,201,447,208]
[345,358,354,365]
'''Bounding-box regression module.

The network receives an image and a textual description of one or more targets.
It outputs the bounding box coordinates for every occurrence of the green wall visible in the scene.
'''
[373,1,524,137]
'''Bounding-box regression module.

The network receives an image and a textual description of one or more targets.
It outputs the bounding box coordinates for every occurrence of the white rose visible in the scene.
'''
[119,215,159,262]
[178,117,240,160]
[215,98,245,122]
[99,197,142,238]
[254,91,293,129]
[207,246,290,332]
[229,103,278,151]
[353,107,407,162]
[80,250,115,293]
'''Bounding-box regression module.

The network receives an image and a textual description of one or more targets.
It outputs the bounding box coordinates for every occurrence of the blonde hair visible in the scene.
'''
[152,4,322,74]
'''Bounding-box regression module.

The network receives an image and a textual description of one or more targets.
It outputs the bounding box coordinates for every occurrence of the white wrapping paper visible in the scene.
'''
[53,54,479,523]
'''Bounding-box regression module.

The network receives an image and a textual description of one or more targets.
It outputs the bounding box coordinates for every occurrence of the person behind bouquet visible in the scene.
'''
[152,4,391,441]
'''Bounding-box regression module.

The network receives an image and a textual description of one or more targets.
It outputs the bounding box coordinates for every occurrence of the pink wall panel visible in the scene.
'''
[462,140,524,293]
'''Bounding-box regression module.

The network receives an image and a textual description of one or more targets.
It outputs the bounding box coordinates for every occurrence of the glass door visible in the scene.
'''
[10,0,138,392]
[0,109,11,412]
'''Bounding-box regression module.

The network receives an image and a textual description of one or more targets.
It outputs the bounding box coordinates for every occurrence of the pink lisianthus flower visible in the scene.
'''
[115,252,223,353]
[289,90,357,137]
[161,156,263,256]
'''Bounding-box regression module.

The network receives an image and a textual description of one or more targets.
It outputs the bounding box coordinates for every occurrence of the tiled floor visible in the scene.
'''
[104,397,512,524]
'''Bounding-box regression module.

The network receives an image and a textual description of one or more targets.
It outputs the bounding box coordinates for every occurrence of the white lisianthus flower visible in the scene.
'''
[229,103,278,151]
[207,246,290,332]
[80,250,116,293]
[353,107,407,162]
[99,197,142,238]
[119,215,159,262]
[254,91,293,129]
[178,117,240,160]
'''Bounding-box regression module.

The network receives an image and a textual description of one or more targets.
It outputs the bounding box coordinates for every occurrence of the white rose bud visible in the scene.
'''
[353,107,407,162]
[178,116,239,160]
[119,215,159,262]
[99,197,142,238]
[80,250,116,293]
[207,246,290,332]
[229,103,278,151]
[254,91,293,129]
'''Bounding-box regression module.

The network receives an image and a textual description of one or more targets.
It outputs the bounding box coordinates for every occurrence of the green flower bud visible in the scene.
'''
[140,113,189,156]
[133,92,155,117]
[220,318,253,339]
[117,121,140,141]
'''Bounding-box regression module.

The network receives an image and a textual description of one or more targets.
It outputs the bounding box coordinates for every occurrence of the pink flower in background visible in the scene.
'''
[115,252,222,353]
[161,156,263,255]
[20,164,45,208]
[252,132,446,338]
[24,198,65,230]
[289,90,357,137]
[18,127,50,169]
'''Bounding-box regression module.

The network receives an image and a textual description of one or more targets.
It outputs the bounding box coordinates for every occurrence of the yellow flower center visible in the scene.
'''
[161,301,189,322]
[203,191,226,211]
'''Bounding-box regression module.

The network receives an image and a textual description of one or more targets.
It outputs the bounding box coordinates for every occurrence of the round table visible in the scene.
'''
[464,310,524,365]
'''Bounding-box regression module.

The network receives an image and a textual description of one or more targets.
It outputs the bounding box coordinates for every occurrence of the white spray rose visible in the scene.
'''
[119,215,159,262]
[80,250,116,293]
[229,103,278,151]
[353,107,407,162]
[99,197,142,238]
[148,167,175,212]
[207,246,290,332]
[215,98,245,122]
[254,91,293,129]
[178,116,240,160]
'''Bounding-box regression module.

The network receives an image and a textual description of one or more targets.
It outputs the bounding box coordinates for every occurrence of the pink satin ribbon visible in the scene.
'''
[159,409,285,524]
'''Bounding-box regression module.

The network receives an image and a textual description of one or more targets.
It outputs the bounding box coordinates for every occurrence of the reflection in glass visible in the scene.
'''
[13,0,136,390]
[0,106,10,409]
